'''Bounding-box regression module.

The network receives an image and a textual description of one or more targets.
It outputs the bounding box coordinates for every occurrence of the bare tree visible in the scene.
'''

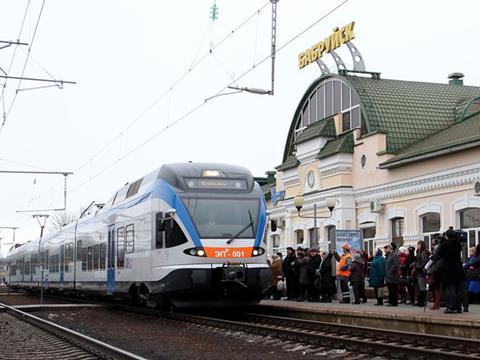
[49,211,77,231]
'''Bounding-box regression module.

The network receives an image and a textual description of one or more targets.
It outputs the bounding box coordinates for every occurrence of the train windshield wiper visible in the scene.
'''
[226,210,254,244]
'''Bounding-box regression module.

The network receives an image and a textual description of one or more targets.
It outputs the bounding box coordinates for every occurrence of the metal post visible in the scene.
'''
[313,204,318,249]
[33,215,49,305]
[270,0,278,95]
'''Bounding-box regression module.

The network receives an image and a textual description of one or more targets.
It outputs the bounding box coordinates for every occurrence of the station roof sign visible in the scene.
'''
[298,21,356,70]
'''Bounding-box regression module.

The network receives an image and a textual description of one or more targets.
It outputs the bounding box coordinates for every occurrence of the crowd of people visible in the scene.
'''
[267,227,480,314]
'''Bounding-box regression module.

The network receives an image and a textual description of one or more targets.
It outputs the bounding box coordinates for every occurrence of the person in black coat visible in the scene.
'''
[319,251,335,302]
[307,248,321,301]
[282,247,298,300]
[384,244,400,306]
[438,227,466,313]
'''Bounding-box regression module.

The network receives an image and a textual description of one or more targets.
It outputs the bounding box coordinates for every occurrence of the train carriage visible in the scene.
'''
[6,163,271,307]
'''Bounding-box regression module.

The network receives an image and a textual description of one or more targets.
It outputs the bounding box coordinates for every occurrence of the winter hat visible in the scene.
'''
[353,253,362,261]
[375,248,383,257]
[399,246,408,254]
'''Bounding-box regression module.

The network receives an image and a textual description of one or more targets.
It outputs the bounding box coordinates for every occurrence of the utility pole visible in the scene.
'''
[0,170,73,212]
[33,214,49,305]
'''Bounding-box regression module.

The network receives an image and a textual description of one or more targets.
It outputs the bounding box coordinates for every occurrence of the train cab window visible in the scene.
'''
[165,219,188,248]
[126,225,134,253]
[117,227,125,268]
[76,240,82,261]
[25,261,30,276]
[100,243,106,270]
[93,244,100,270]
[126,178,143,198]
[87,246,93,271]
[82,248,87,271]
[31,254,38,275]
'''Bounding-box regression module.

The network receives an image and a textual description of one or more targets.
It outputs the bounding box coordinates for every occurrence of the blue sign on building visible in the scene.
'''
[270,187,285,206]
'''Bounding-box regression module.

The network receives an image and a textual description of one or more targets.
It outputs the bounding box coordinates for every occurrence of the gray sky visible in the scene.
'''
[0,0,479,254]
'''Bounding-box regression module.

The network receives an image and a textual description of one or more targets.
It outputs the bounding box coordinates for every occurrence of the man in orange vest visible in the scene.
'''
[334,243,353,303]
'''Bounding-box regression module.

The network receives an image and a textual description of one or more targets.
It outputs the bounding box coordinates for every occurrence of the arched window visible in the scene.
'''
[271,234,280,249]
[421,212,440,252]
[459,208,480,258]
[295,229,304,245]
[326,225,336,251]
[361,222,376,256]
[391,217,404,247]
[294,78,363,141]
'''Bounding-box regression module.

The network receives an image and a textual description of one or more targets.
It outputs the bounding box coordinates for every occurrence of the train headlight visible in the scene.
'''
[183,247,207,257]
[251,247,265,257]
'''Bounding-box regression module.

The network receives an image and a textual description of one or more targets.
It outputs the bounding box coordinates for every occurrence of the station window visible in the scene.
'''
[460,208,480,229]
[391,217,404,246]
[100,243,106,270]
[126,224,134,253]
[117,227,125,268]
[295,229,304,245]
[326,225,336,251]
[271,234,280,248]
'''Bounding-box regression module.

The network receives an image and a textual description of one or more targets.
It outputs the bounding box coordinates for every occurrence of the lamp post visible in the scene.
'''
[294,196,336,249]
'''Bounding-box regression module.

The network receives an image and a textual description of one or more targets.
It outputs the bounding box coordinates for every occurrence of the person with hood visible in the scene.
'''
[319,251,335,302]
[334,243,353,304]
[295,247,310,301]
[398,246,409,304]
[282,247,297,300]
[369,248,386,305]
[385,243,400,306]
[268,254,283,300]
[350,252,367,304]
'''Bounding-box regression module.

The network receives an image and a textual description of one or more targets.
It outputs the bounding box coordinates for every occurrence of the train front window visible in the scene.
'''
[182,197,259,239]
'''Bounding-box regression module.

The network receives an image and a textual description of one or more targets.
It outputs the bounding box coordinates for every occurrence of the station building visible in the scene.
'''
[265,69,480,260]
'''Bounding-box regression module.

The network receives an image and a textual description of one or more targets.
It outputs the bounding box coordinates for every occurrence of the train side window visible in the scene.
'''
[117,227,125,268]
[93,244,100,270]
[165,219,188,248]
[156,212,165,249]
[100,243,106,270]
[87,246,93,271]
[76,240,82,261]
[126,225,134,253]
[60,245,65,273]
[82,248,87,271]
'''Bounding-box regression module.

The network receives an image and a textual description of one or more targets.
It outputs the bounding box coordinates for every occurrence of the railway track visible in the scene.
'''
[153,309,480,360]
[0,301,147,360]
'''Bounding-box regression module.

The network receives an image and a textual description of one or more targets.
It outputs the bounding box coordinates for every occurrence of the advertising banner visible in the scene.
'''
[335,230,362,254]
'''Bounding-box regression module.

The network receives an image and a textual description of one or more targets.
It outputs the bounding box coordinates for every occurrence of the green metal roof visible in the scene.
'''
[280,73,480,164]
[294,117,336,145]
[316,131,354,159]
[343,75,480,153]
[380,112,480,168]
[275,154,299,172]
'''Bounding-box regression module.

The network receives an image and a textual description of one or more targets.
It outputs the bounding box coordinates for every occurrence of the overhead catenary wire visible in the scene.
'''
[62,0,351,198]
[18,0,352,219]
[0,0,31,127]
[2,0,46,132]
[8,1,273,212]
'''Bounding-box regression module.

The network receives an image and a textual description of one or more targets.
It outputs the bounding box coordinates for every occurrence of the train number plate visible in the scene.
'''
[203,247,251,258]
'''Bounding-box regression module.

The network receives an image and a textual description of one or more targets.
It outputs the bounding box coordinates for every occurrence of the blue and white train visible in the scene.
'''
[6,163,271,307]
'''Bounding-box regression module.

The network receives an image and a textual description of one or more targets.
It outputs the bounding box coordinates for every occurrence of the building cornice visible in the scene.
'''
[355,163,480,203]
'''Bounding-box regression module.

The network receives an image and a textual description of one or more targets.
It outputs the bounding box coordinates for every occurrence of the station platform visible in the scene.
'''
[259,299,480,339]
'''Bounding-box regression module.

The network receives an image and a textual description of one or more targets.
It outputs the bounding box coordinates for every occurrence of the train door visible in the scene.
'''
[107,225,115,294]
[60,244,65,289]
